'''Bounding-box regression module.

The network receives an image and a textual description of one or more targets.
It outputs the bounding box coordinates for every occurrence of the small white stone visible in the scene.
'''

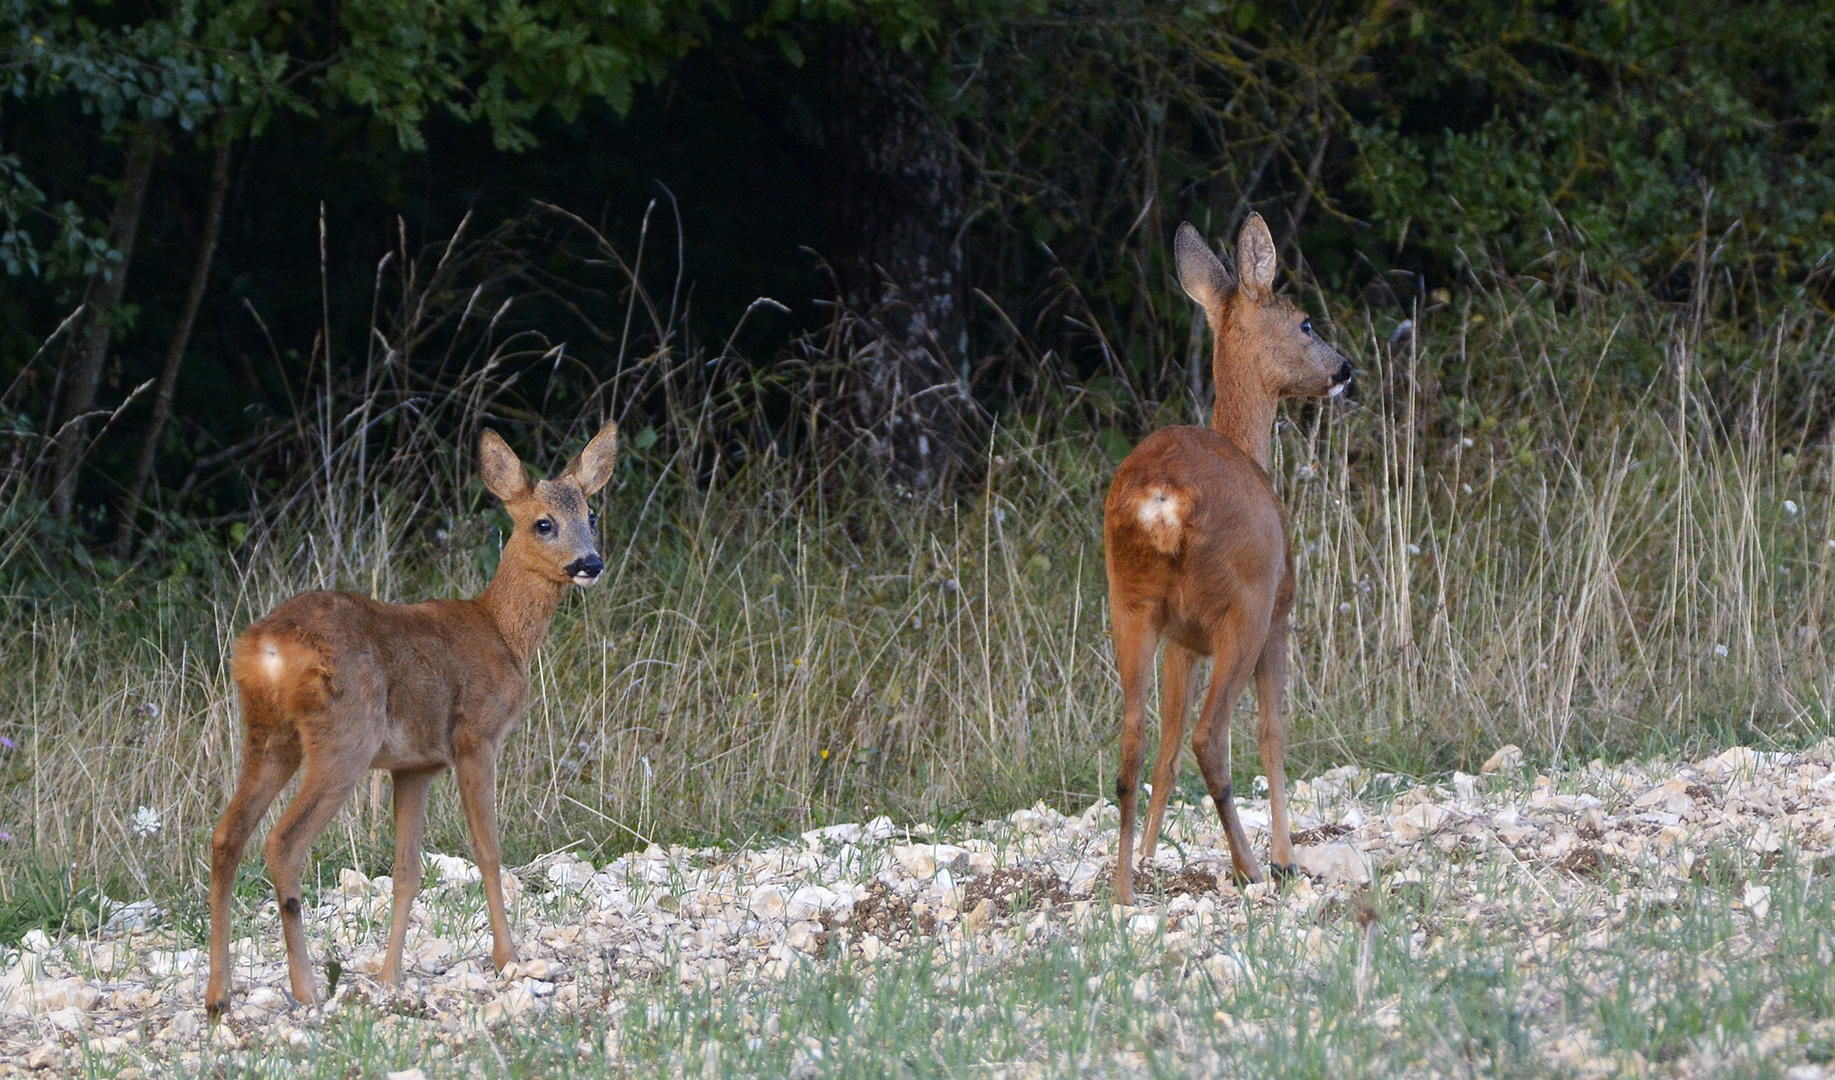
[892,843,968,880]
[1131,972,1154,1003]
[1481,745,1524,774]
[519,957,568,981]
[1741,882,1772,920]
[501,985,538,1017]
[23,1041,60,1070]
[413,938,456,972]
[800,822,863,848]
[1391,803,1451,841]
[786,885,849,922]
[546,859,594,889]
[748,886,787,920]
[427,854,481,884]
[168,1010,201,1040]
[1293,843,1371,886]
[933,868,960,908]
[36,978,95,1011]
[146,949,201,977]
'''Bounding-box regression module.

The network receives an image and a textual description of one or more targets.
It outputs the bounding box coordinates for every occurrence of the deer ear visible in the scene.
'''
[479,429,532,503]
[1174,222,1232,313]
[562,421,619,497]
[1235,212,1277,302]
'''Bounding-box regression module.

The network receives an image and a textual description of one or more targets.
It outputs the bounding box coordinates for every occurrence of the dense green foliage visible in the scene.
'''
[1351,1,1835,291]
[3,0,1831,538]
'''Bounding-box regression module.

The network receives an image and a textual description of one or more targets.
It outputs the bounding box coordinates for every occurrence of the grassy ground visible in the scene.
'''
[160,876,1834,1080]
[17,749,1835,1080]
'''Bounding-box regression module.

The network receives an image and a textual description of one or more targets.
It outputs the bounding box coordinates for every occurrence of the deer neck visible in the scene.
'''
[1210,329,1276,471]
[475,547,568,666]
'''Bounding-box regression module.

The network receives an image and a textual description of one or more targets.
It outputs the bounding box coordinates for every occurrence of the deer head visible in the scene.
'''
[480,422,619,587]
[1175,215,1352,402]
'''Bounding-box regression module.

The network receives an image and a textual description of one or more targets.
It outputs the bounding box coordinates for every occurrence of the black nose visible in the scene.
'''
[567,555,604,579]
[1334,360,1354,385]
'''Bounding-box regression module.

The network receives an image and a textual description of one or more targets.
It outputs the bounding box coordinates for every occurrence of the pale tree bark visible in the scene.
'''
[823,26,970,489]
[114,135,232,556]
[46,119,162,519]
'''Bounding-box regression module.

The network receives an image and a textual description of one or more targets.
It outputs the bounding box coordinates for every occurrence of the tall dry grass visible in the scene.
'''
[1,219,1831,929]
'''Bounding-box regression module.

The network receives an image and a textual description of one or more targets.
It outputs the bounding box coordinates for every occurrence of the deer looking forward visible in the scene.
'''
[1104,215,1350,904]
[204,422,618,1017]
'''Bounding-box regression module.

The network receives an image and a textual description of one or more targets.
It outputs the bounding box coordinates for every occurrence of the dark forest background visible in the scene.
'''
[3,0,1833,561]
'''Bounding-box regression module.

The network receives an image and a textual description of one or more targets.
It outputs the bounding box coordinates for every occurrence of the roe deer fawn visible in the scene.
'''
[1105,215,1350,903]
[204,421,618,1017]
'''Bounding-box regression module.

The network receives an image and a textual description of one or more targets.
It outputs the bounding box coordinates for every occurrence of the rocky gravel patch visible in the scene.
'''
[3,742,1834,1076]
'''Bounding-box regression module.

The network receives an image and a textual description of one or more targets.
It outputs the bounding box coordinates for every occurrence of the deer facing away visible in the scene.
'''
[1104,215,1350,904]
[204,422,618,1017]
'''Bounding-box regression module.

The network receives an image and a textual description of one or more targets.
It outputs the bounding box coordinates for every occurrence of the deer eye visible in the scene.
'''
[589,512,598,529]
[535,518,554,535]
[1300,318,1313,336]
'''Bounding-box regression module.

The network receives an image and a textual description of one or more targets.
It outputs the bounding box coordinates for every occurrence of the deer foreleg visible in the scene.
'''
[379,769,436,987]
[455,749,517,971]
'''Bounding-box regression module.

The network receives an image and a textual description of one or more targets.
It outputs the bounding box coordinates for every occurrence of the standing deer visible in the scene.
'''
[204,422,618,1017]
[1105,215,1350,904]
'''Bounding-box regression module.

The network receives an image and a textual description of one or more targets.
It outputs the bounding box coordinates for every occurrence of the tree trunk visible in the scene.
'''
[113,136,232,556]
[45,119,161,520]
[822,26,969,490]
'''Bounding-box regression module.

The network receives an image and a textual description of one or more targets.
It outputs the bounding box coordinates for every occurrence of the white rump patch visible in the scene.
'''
[259,641,284,681]
[1136,488,1183,533]
[1133,486,1187,554]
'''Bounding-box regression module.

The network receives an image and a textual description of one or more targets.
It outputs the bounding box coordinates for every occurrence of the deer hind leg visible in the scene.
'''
[1192,612,1265,884]
[455,748,517,970]
[205,730,300,1019]
[1255,612,1295,877]
[1141,644,1197,861]
[1111,609,1161,907]
[379,768,437,988]
[263,728,374,1006]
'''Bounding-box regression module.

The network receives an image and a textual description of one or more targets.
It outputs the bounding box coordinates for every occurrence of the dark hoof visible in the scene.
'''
[205,1000,225,1022]
[1269,861,1299,881]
